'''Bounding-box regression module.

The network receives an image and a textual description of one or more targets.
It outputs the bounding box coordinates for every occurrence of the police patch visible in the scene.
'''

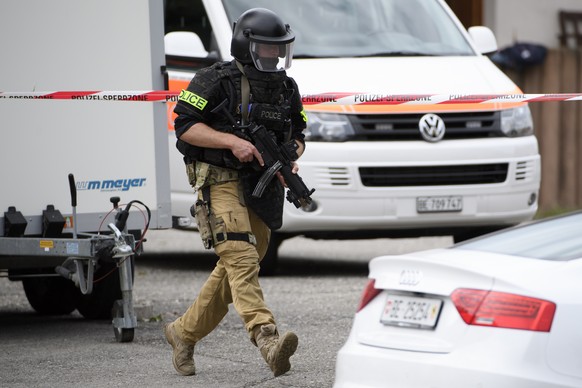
[178,89,208,111]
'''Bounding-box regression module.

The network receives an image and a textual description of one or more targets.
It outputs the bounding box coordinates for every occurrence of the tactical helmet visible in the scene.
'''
[230,8,295,72]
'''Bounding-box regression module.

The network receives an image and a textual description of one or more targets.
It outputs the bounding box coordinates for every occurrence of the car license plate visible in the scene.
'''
[417,196,463,213]
[380,295,443,329]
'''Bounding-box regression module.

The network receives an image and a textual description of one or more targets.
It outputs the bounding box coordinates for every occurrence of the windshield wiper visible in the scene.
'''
[357,51,437,57]
[293,54,342,59]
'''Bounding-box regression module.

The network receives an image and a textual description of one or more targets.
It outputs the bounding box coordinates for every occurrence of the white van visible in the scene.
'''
[164,0,540,273]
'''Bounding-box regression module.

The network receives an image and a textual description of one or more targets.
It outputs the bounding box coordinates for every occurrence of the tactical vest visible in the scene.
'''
[177,61,294,171]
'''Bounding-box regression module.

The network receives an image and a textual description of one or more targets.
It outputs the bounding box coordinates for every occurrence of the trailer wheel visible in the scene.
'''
[22,276,81,315]
[112,300,134,343]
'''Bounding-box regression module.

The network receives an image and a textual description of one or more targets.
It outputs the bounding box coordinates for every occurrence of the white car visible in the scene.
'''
[334,211,582,388]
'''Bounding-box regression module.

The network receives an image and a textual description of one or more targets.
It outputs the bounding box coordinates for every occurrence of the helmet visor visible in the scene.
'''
[249,41,294,72]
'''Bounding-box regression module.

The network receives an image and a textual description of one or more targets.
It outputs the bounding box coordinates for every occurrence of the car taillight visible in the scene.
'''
[451,288,556,332]
[357,279,382,312]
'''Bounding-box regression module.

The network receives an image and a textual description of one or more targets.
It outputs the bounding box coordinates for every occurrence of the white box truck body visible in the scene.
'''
[0,0,170,341]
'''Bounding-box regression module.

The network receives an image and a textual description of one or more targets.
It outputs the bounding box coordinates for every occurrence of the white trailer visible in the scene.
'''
[0,0,170,342]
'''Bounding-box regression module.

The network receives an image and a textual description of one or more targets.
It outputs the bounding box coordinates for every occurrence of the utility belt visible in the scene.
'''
[179,141,244,172]
[186,162,256,249]
[185,161,239,191]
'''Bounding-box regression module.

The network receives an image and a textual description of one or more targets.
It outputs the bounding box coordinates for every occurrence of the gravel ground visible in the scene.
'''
[0,230,452,388]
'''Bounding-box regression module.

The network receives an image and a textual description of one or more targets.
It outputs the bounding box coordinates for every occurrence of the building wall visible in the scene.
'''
[484,0,582,49]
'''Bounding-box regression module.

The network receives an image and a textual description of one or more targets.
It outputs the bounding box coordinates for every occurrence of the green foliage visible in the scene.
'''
[146,314,163,322]
[535,206,581,219]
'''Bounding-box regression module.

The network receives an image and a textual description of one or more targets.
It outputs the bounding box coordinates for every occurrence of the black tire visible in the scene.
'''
[259,233,284,276]
[76,259,133,320]
[114,325,135,343]
[22,276,81,315]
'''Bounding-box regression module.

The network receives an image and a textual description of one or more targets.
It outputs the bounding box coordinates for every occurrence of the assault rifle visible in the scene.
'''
[212,99,315,208]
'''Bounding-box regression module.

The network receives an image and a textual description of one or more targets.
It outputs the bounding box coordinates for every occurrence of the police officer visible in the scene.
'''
[164,8,307,378]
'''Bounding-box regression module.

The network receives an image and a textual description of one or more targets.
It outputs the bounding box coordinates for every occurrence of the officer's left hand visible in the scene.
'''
[276,162,299,187]
[291,161,299,174]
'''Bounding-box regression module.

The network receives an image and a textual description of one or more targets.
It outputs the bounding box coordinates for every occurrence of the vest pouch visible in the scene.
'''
[249,103,290,133]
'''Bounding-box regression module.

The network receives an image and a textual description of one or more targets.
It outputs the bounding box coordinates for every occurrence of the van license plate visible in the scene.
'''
[417,196,462,213]
[380,295,443,329]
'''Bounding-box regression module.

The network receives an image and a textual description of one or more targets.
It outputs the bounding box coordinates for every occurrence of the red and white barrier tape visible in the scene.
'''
[2,91,582,104]
[299,93,582,105]
[0,91,175,101]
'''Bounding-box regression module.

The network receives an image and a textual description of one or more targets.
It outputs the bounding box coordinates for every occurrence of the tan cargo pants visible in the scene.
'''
[174,179,276,345]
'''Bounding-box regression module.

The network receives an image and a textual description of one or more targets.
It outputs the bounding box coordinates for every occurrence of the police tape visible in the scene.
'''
[2,91,582,104]
[0,91,173,101]
[299,93,582,105]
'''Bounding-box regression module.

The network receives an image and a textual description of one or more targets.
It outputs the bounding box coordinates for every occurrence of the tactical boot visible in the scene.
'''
[164,321,196,376]
[255,324,298,377]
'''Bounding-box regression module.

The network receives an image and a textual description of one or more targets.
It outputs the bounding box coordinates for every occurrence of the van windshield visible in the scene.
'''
[222,0,475,58]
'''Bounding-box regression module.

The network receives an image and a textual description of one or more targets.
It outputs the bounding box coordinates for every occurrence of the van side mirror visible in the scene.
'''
[164,31,209,58]
[468,26,498,54]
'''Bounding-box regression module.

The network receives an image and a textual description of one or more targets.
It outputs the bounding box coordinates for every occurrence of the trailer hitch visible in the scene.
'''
[108,223,133,258]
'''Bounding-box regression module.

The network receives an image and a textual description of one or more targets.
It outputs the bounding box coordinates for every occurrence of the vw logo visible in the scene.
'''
[419,113,446,142]
[399,269,423,286]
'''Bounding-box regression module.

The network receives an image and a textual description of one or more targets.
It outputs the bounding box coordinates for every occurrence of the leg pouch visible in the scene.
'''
[209,210,227,248]
[192,199,230,249]
[192,199,214,249]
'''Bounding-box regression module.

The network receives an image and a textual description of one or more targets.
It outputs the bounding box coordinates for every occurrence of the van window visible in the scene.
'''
[222,0,475,57]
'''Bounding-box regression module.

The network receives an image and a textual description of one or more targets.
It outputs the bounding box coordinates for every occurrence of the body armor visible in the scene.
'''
[175,61,296,169]
[173,60,304,229]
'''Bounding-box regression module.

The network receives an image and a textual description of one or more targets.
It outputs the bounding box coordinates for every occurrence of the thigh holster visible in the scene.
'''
[193,185,257,249]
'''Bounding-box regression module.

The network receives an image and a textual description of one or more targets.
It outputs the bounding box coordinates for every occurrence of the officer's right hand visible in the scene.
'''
[231,137,264,166]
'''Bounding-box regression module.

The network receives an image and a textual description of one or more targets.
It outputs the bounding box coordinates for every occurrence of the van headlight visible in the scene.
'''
[500,105,534,137]
[304,112,355,141]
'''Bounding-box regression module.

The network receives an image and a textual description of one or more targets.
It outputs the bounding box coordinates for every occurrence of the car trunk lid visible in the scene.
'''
[356,249,559,353]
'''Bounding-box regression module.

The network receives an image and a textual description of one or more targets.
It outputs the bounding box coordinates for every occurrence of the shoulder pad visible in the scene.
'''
[212,61,237,76]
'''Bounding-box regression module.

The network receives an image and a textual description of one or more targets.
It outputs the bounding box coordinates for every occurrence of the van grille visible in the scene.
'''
[359,164,508,187]
[351,111,501,140]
